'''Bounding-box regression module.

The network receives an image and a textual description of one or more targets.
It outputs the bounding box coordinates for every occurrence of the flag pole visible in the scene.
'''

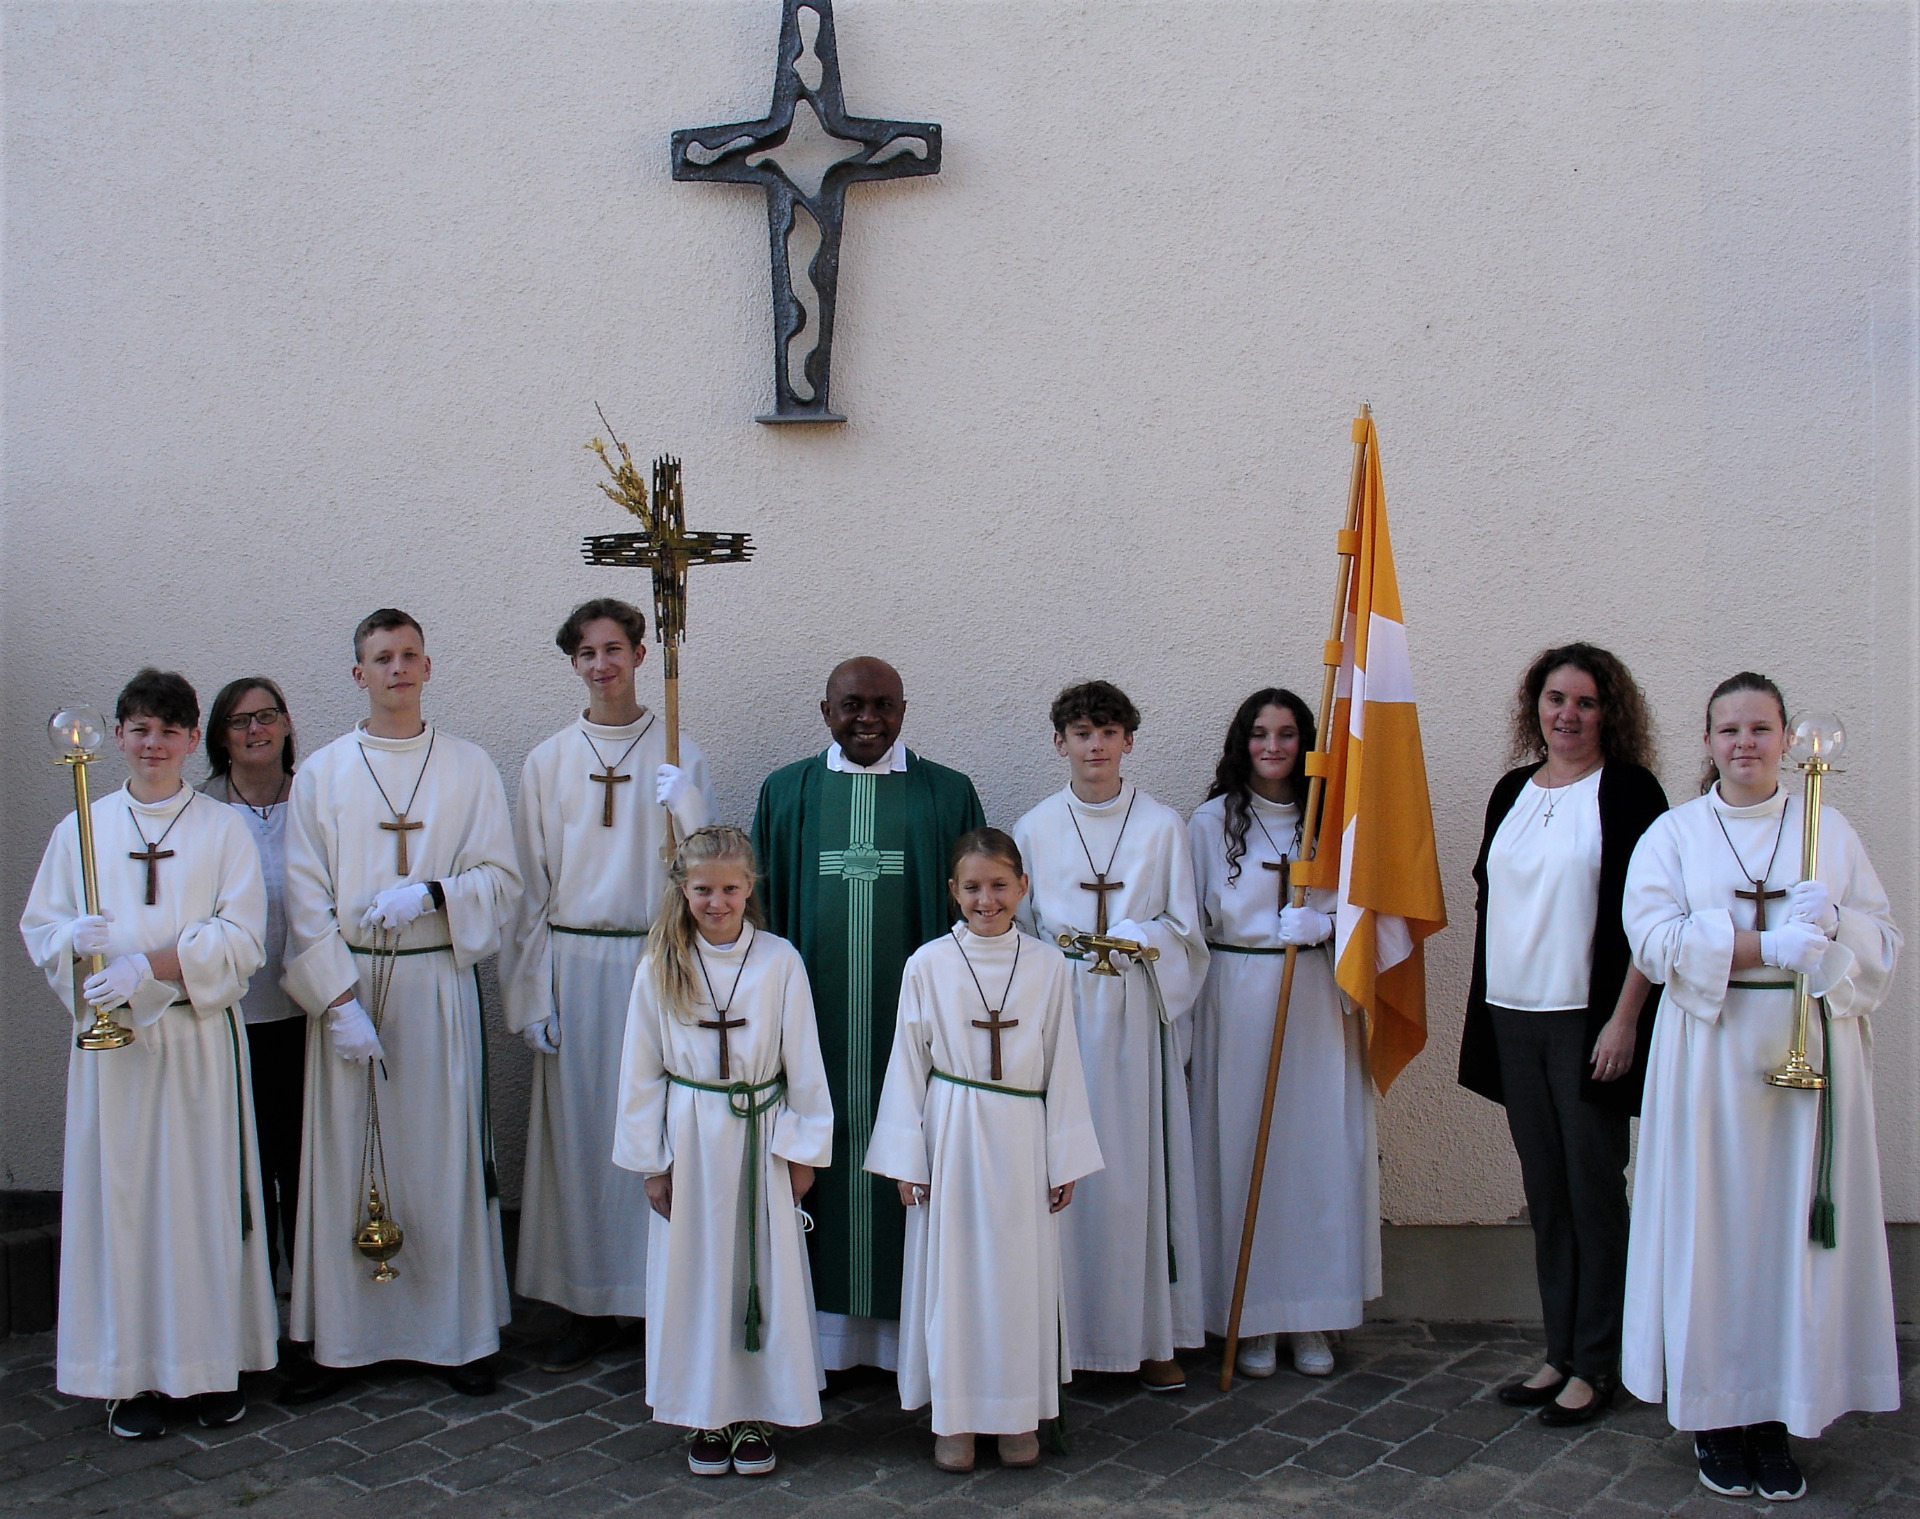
[1219,403,1371,1391]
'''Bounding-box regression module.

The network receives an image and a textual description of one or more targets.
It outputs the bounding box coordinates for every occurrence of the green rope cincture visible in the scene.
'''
[1161,1017,1178,1285]
[667,1071,788,1351]
[474,967,498,1200]
[1204,942,1292,956]
[549,924,648,938]
[223,1009,254,1240]
[348,942,455,957]
[1810,997,1837,1249]
[929,1067,1045,1100]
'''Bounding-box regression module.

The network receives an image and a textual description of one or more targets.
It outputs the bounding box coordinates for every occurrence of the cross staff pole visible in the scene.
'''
[1219,404,1370,1392]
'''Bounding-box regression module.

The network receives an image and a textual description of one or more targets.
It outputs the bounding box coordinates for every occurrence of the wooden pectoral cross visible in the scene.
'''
[130,842,175,906]
[972,1008,1020,1083]
[1082,873,1123,936]
[590,764,631,828]
[380,816,424,876]
[1737,880,1788,932]
[1263,856,1290,916]
[700,1013,747,1080]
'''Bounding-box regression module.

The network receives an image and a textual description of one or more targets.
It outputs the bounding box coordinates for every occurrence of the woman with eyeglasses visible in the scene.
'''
[202,677,302,1288]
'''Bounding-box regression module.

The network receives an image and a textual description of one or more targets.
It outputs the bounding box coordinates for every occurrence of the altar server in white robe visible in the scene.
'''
[280,609,521,1402]
[1013,681,1209,1390]
[504,598,715,1372]
[1622,672,1901,1503]
[614,826,832,1480]
[20,669,276,1440]
[866,828,1103,1475]
[1189,689,1379,1382]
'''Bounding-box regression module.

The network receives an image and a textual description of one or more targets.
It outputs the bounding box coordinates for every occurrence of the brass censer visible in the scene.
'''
[1766,711,1844,1091]
[354,1187,404,1283]
[49,706,135,1052]
[354,928,404,1279]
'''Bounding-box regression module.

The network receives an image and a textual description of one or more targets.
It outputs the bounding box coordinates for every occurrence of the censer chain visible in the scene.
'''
[356,928,402,1277]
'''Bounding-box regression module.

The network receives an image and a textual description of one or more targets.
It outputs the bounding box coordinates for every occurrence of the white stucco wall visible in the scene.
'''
[4,1,1915,1225]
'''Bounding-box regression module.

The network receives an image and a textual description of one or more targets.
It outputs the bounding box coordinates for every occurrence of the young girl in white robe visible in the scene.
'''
[865,828,1104,1475]
[1622,672,1901,1503]
[613,826,833,1480]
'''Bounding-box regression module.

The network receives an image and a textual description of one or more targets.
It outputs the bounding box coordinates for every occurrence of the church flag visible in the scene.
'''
[1300,412,1447,1092]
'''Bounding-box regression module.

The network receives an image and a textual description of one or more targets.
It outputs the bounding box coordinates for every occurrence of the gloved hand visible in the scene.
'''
[1106,919,1152,956]
[83,953,151,1010]
[1785,879,1838,936]
[327,998,386,1063]
[1277,905,1334,947]
[1760,922,1829,976]
[360,882,434,932]
[522,1017,561,1055]
[655,764,711,835]
[72,913,115,957]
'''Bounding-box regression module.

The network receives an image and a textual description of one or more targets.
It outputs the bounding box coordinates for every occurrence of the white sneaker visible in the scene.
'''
[1291,1331,1335,1376]
[1235,1333,1278,1378]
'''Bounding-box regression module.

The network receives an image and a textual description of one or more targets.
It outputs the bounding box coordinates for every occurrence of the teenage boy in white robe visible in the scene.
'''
[1012,681,1209,1391]
[1622,672,1901,1503]
[866,828,1103,1475]
[613,826,832,1480]
[280,609,521,1402]
[503,597,715,1372]
[20,669,276,1441]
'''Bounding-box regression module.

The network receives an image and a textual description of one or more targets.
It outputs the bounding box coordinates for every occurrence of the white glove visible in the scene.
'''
[522,1017,561,1055]
[1106,919,1152,955]
[655,764,711,834]
[1760,923,1829,976]
[72,913,115,957]
[360,882,434,932]
[1785,880,1838,936]
[327,998,386,1063]
[83,953,152,1011]
[1277,905,1334,947]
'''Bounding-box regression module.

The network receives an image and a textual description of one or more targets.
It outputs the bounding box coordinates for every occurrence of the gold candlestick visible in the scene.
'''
[49,706,134,1052]
[1766,711,1844,1091]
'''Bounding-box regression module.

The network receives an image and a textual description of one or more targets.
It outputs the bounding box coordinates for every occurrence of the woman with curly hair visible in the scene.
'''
[1188,688,1377,1380]
[1457,643,1667,1426]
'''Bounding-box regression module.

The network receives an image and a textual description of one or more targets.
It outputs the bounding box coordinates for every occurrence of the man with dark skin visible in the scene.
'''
[753,657,984,1378]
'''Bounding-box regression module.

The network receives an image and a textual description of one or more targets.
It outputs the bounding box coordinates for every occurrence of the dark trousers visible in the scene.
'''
[1489,1006,1631,1381]
[247,1015,308,1282]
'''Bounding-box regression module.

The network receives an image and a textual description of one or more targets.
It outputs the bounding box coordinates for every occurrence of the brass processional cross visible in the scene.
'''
[580,417,754,858]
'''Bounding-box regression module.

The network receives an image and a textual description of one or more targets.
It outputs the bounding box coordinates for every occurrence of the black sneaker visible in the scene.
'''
[536,1315,618,1374]
[730,1421,776,1476]
[193,1388,247,1428]
[1696,1426,1755,1496]
[687,1428,732,1477]
[443,1358,495,1397]
[1747,1422,1806,1502]
[106,1394,165,1440]
[278,1351,350,1405]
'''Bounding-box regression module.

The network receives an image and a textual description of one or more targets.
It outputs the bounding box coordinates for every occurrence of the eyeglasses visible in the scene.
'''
[225,708,285,732]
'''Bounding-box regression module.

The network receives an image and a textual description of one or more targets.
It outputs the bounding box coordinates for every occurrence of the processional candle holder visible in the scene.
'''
[49,706,134,1052]
[1765,711,1844,1091]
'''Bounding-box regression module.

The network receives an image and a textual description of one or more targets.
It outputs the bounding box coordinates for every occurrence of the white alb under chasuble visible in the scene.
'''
[1187,792,1380,1338]
[1622,785,1901,1436]
[282,724,521,1368]
[502,713,715,1317]
[612,929,833,1431]
[20,784,277,1399]
[1013,782,1209,1371]
[865,927,1103,1436]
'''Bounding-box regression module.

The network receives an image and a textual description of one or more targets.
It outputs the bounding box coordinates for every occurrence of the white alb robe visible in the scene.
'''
[1013,782,1209,1370]
[1188,793,1381,1337]
[282,724,521,1368]
[613,928,833,1430]
[1622,785,1901,1437]
[19,784,277,1399]
[865,927,1103,1435]
[503,713,715,1317]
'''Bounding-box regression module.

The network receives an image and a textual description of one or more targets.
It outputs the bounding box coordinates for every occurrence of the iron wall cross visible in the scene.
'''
[671,0,942,423]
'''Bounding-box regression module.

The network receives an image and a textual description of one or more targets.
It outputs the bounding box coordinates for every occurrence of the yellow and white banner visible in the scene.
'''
[1300,413,1447,1092]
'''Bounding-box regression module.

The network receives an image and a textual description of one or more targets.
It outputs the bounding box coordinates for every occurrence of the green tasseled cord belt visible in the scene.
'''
[929,1067,1045,1099]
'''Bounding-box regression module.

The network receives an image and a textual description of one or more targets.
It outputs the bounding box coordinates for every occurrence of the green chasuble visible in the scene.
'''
[752,750,985,1319]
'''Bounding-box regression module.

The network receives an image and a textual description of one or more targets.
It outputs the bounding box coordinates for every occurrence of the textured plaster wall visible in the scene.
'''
[4,1,1915,1225]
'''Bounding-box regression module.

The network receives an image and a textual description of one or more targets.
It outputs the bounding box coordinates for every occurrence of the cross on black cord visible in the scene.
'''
[951,927,1022,1083]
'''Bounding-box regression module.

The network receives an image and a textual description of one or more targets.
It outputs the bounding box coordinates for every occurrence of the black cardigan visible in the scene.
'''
[1457,761,1669,1118]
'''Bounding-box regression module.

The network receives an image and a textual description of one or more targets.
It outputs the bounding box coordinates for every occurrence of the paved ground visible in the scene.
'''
[0,1309,1914,1518]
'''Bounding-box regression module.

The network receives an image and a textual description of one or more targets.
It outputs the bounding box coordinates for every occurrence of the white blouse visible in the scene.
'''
[203,776,295,1025]
[1484,767,1603,1011]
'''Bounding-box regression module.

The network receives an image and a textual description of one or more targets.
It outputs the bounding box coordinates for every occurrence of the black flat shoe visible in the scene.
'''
[1537,1374,1615,1427]
[1497,1372,1568,1407]
[536,1316,618,1374]
[444,1358,496,1397]
[278,1356,351,1406]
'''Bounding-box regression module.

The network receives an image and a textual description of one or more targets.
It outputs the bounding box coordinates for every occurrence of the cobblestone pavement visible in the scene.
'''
[0,1310,1913,1518]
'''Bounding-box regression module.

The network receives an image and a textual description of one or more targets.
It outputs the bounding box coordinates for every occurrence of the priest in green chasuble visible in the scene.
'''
[752,657,985,1372]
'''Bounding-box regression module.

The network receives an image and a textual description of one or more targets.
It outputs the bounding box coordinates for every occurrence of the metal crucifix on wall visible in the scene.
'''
[671,0,942,424]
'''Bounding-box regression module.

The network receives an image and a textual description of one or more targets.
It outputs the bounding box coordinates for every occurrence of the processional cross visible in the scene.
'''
[671,0,942,423]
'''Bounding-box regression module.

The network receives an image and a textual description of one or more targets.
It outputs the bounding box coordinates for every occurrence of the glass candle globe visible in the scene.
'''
[48,705,107,758]
[1787,710,1846,766]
